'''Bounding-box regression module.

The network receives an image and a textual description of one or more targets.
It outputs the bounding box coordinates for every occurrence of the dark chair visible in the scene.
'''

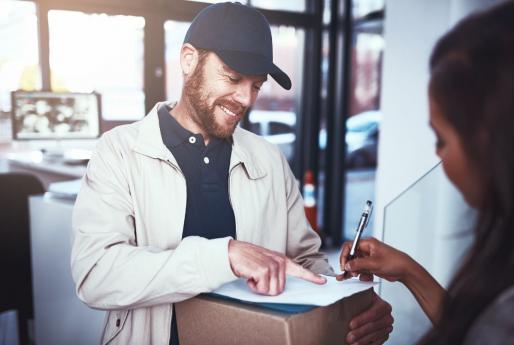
[0,173,44,345]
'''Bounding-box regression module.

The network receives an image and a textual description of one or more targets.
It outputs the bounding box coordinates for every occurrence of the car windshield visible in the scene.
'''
[347,122,376,133]
[346,111,381,133]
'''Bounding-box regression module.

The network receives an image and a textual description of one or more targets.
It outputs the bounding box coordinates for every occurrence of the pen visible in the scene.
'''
[342,200,373,277]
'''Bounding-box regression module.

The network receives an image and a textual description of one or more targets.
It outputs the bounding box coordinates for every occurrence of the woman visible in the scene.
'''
[338,2,514,344]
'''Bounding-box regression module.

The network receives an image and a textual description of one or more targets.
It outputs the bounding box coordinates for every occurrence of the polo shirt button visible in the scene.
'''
[189,136,196,144]
[203,157,210,164]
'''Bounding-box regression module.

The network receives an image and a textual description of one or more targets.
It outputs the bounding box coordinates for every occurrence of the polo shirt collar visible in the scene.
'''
[158,103,230,149]
[133,102,265,179]
[158,103,191,148]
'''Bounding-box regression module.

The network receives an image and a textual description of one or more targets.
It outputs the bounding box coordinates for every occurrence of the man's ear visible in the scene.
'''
[180,43,200,76]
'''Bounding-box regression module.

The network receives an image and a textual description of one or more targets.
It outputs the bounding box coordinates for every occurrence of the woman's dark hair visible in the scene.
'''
[422,1,514,344]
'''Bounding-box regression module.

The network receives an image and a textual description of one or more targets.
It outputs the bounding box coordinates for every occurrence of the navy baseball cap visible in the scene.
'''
[184,2,292,90]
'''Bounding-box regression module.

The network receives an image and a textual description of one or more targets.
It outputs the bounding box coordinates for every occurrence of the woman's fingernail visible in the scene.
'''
[345,263,351,270]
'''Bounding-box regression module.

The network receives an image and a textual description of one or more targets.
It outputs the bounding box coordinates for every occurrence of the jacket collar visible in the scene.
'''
[231,127,267,180]
[132,101,266,180]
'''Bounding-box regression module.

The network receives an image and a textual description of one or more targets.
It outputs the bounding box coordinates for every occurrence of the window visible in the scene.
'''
[343,0,384,240]
[249,0,306,12]
[0,0,40,141]
[186,0,242,4]
[186,0,307,12]
[349,29,384,116]
[0,1,40,114]
[48,10,145,121]
[318,0,385,243]
[353,0,384,19]
[164,20,190,103]
[249,26,304,166]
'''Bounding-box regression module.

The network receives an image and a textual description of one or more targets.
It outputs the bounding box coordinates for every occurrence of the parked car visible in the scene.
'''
[345,110,381,168]
[247,110,296,162]
[247,109,381,169]
[319,110,382,169]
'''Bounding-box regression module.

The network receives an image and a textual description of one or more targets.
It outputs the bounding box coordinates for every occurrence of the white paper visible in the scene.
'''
[212,276,376,307]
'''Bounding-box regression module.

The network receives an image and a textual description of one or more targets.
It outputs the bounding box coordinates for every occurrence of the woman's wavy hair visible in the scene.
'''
[421,1,514,343]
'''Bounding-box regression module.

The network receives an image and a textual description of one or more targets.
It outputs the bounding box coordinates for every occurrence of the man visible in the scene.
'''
[71,2,393,345]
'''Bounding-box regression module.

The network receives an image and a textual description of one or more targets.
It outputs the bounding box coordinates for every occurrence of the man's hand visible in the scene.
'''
[346,293,393,345]
[228,240,326,296]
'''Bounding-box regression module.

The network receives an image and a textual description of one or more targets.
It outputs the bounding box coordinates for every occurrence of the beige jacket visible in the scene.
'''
[71,102,332,345]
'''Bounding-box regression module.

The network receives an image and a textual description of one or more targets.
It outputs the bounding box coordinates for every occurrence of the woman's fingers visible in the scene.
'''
[345,256,379,274]
[339,241,353,270]
[340,238,377,271]
[349,327,392,345]
[359,273,374,282]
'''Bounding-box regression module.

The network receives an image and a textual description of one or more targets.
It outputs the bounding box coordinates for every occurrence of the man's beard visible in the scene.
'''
[183,64,245,139]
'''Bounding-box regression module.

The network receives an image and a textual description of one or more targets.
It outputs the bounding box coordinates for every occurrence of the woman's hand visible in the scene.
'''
[337,237,446,325]
[346,292,394,345]
[336,237,414,283]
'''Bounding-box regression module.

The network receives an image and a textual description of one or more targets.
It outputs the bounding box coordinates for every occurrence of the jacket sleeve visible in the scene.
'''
[70,132,237,311]
[280,153,335,276]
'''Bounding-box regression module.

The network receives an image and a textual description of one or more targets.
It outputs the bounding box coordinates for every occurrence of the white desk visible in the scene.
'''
[29,195,104,345]
[8,152,86,190]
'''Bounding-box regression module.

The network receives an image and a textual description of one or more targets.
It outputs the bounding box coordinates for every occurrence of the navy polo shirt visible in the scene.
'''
[158,104,236,345]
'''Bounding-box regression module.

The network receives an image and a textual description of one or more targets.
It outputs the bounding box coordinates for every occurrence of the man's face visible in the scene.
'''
[184,52,267,139]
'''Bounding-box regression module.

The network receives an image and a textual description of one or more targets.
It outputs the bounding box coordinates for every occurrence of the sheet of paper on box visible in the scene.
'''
[212,276,376,307]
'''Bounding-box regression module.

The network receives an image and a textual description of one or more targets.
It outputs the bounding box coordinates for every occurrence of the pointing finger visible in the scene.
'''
[286,259,327,285]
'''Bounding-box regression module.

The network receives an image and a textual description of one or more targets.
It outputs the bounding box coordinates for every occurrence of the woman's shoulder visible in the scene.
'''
[464,286,514,345]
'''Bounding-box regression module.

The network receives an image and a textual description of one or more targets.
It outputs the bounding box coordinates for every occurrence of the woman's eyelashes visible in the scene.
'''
[432,128,445,150]
[435,135,445,150]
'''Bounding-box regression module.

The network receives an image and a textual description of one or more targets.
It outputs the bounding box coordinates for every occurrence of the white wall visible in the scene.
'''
[374,0,450,239]
[373,0,504,343]
[375,0,506,243]
[450,0,504,24]
[374,0,505,239]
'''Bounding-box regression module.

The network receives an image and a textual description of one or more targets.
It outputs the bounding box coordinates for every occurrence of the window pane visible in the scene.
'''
[164,21,190,102]
[353,0,384,19]
[343,2,385,241]
[186,0,249,4]
[0,1,40,114]
[317,30,331,230]
[186,0,305,12]
[323,0,332,25]
[250,26,304,166]
[48,11,145,121]
[250,0,306,12]
[349,33,384,115]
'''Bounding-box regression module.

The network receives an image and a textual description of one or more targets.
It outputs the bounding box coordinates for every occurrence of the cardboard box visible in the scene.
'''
[176,288,373,345]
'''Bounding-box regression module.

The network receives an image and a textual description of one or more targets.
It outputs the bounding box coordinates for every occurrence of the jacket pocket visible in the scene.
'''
[102,309,130,345]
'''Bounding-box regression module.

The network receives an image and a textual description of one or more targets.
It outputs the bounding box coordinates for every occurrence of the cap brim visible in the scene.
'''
[214,50,292,90]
